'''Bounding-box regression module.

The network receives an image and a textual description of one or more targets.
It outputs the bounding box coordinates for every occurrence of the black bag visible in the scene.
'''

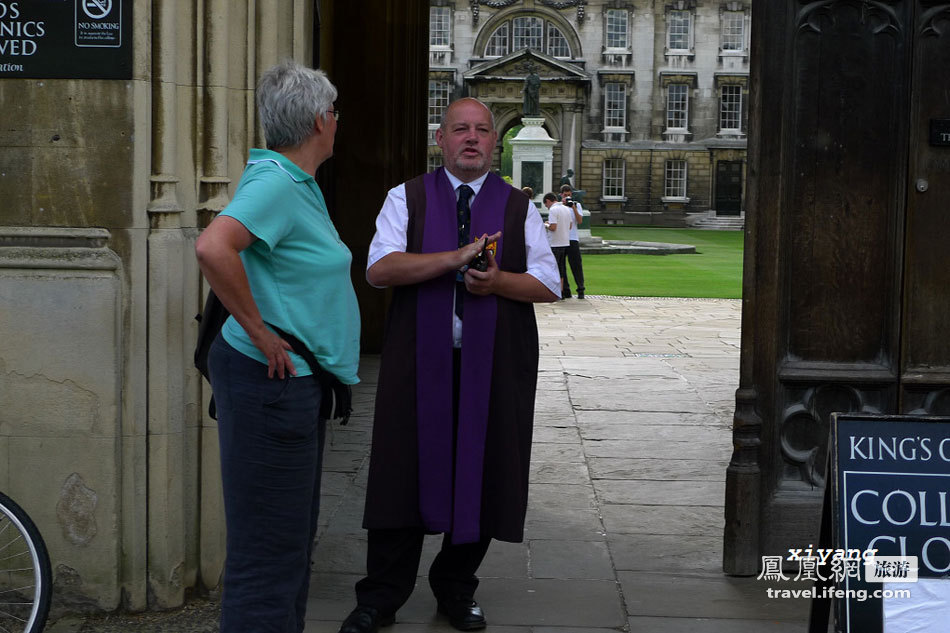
[194,290,352,424]
[194,289,230,384]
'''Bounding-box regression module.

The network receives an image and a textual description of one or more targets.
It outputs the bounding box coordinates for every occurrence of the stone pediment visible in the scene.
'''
[464,49,590,83]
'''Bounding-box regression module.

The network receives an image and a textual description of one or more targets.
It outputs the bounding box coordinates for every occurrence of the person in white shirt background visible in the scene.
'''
[559,184,585,299]
[542,192,572,300]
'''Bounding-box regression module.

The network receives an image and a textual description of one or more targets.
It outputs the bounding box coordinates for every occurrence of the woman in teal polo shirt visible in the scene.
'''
[195,60,359,633]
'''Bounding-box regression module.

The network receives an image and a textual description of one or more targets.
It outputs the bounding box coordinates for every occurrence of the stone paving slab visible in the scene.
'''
[320,496,368,535]
[305,624,526,633]
[588,457,730,481]
[609,533,723,572]
[626,616,807,632]
[531,414,577,428]
[524,505,606,541]
[531,425,580,444]
[321,449,367,473]
[529,483,598,509]
[594,479,726,506]
[583,438,733,461]
[533,401,576,417]
[600,504,724,536]
[529,442,587,462]
[320,470,356,496]
[472,539,529,578]
[578,421,726,443]
[528,540,614,579]
[568,379,713,413]
[558,356,685,379]
[463,578,626,628]
[575,410,724,426]
[529,460,591,484]
[533,628,624,633]
[618,571,808,621]
[310,534,367,575]
[305,572,362,622]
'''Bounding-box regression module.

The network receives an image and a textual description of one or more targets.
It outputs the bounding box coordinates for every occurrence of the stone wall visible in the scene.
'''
[0,0,315,614]
[580,147,716,225]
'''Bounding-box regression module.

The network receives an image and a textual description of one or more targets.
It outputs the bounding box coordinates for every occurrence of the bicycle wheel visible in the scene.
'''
[0,492,51,633]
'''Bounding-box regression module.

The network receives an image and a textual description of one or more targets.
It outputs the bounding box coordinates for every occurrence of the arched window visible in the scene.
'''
[485,22,509,56]
[483,15,574,59]
[512,16,543,51]
[547,25,570,58]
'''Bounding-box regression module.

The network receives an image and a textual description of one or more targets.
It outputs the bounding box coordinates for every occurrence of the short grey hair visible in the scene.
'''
[256,60,337,150]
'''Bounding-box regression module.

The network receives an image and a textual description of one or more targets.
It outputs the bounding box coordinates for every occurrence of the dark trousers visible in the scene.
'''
[209,335,326,633]
[355,349,491,616]
[565,239,585,296]
[355,528,492,615]
[552,245,569,298]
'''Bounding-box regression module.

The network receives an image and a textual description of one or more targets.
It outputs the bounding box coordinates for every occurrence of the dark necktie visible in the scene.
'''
[455,184,474,319]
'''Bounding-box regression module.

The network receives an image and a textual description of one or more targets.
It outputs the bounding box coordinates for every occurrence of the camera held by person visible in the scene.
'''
[562,196,574,207]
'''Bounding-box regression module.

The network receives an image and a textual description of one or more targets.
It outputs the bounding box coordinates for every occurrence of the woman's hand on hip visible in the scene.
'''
[249,326,297,379]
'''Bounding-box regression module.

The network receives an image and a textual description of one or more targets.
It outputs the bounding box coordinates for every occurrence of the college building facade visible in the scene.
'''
[427,0,750,225]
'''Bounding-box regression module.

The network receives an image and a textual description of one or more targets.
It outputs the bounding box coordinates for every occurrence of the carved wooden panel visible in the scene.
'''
[903,386,950,414]
[784,0,910,363]
[900,3,950,378]
[778,382,888,488]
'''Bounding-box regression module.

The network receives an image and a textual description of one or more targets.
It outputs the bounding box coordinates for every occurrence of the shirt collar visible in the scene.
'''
[246,148,314,183]
[443,169,489,197]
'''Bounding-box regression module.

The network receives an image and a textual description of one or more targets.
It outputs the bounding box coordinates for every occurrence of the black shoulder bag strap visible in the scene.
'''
[266,322,352,425]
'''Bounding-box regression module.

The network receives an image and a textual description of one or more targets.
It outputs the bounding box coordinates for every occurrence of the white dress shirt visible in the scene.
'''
[546,203,572,248]
[367,171,560,346]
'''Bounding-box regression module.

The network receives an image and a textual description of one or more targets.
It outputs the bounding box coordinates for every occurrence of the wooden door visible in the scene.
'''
[724,0,950,575]
[715,160,743,215]
[899,3,950,415]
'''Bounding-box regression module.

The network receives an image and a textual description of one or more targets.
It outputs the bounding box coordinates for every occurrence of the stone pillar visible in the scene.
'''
[146,0,191,609]
[0,0,322,615]
[0,228,127,609]
[511,117,556,202]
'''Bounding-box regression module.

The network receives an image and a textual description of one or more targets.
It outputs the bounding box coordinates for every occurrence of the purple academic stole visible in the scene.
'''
[416,168,506,543]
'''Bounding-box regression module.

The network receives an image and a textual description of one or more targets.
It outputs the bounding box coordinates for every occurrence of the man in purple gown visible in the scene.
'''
[338,98,559,633]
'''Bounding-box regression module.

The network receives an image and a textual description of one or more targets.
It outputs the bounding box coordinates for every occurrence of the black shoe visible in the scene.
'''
[562,293,572,299]
[578,291,585,299]
[338,605,395,633]
[437,597,486,631]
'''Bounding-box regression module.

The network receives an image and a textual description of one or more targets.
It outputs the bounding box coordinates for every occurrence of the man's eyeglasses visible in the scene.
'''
[327,108,340,122]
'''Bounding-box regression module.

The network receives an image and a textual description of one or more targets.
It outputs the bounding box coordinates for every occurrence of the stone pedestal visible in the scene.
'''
[511,117,556,203]
[576,205,592,240]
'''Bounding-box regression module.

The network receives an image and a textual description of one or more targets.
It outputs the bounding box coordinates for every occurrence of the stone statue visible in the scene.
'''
[559,169,575,188]
[522,65,541,117]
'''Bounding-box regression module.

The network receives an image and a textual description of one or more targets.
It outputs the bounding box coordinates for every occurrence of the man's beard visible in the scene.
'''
[453,151,488,174]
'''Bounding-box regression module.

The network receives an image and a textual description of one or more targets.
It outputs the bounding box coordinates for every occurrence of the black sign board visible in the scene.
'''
[931,119,950,146]
[830,413,950,633]
[0,0,131,79]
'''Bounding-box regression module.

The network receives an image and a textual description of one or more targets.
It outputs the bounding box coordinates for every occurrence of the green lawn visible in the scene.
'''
[581,227,744,299]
